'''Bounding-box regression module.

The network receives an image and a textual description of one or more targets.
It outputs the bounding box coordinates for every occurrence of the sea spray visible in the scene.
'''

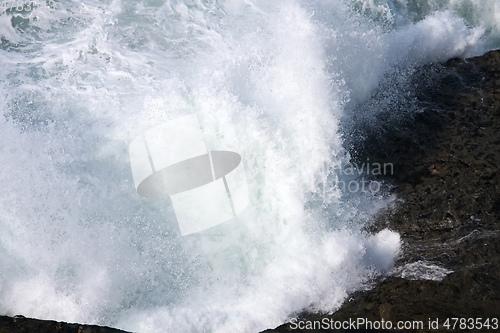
[0,0,498,332]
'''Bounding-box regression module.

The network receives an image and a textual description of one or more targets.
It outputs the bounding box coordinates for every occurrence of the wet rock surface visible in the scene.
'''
[0,315,129,333]
[265,51,500,332]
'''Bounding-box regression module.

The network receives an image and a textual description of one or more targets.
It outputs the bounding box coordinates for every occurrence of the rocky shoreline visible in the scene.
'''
[2,51,499,333]
[0,315,128,333]
[265,50,500,332]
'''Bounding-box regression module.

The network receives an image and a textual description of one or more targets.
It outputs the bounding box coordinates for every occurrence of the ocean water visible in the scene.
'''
[0,0,498,332]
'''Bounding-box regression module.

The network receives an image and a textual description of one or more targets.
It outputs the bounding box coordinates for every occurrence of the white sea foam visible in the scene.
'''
[0,0,498,332]
[394,260,454,282]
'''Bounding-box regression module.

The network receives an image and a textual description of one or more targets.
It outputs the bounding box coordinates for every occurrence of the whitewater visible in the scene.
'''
[0,0,498,332]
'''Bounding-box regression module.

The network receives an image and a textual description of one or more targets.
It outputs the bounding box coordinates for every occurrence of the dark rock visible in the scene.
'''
[0,316,130,333]
[265,51,500,332]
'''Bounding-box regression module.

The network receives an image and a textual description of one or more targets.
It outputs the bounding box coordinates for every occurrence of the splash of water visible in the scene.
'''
[0,0,497,331]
